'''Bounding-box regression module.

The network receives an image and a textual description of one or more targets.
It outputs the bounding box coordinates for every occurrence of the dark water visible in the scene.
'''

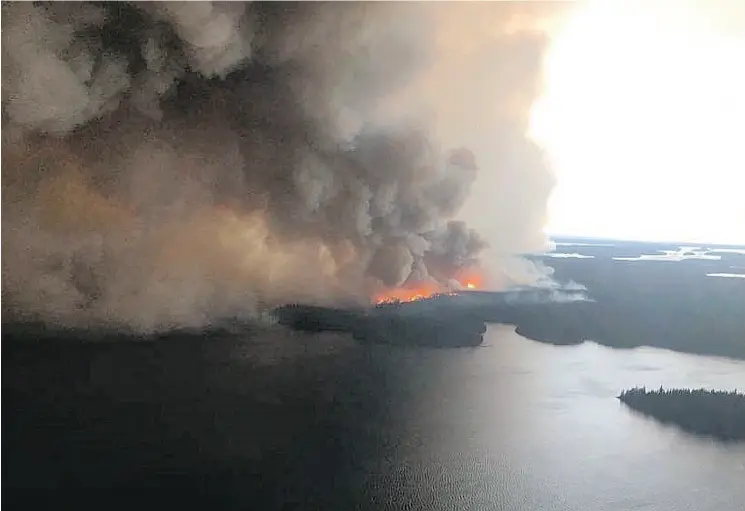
[5,326,745,510]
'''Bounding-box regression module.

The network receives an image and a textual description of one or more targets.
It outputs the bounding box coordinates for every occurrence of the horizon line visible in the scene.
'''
[546,234,745,249]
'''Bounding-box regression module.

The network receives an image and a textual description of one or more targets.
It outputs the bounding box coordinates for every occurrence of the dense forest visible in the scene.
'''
[527,241,745,360]
[274,303,487,347]
[618,387,745,442]
[276,240,745,356]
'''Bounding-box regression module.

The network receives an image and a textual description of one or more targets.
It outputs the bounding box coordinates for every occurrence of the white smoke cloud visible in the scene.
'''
[2,2,566,332]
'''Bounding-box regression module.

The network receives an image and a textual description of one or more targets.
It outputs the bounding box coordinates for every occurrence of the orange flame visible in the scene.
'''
[373,282,443,305]
[373,268,484,305]
[455,266,485,290]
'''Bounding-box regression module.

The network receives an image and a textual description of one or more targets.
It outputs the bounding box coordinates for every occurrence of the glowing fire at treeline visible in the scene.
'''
[373,268,484,304]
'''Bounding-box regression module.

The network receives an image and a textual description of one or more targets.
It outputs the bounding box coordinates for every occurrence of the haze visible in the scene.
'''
[531,0,745,245]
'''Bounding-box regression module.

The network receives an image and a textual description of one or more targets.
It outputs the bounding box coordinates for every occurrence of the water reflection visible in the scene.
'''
[364,326,745,510]
[5,326,744,510]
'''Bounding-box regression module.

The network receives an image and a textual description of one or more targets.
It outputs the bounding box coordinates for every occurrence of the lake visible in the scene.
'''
[5,325,745,510]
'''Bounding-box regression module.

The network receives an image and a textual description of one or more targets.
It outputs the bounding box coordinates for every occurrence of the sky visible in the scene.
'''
[530,0,745,246]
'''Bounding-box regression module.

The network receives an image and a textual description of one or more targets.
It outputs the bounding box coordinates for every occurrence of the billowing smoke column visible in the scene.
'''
[2,2,562,331]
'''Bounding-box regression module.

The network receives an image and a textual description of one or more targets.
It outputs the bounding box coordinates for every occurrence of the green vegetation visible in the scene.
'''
[618,387,745,442]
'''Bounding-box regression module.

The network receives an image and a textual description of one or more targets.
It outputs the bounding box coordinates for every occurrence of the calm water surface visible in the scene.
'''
[6,325,745,510]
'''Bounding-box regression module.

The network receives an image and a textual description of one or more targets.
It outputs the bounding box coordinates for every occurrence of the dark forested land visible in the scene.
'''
[274,303,487,347]
[521,239,745,359]
[618,387,745,442]
[274,239,745,356]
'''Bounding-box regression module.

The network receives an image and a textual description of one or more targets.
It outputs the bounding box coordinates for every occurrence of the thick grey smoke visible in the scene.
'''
[2,2,564,331]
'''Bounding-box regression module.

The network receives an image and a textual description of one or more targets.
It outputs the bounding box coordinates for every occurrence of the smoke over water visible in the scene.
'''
[2,2,564,331]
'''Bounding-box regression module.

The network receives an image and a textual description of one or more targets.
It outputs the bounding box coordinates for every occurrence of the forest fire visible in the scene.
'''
[373,268,484,305]
[373,284,445,305]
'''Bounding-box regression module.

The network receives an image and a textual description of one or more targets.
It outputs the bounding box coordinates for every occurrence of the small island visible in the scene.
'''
[618,387,745,442]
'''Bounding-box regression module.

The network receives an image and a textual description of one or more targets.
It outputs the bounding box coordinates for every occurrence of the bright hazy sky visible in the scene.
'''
[531,0,745,245]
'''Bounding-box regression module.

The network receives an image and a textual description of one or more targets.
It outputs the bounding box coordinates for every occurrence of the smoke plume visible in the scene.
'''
[2,2,564,331]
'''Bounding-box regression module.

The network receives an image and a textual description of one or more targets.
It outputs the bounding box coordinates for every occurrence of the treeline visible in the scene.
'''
[618,387,745,441]
[273,303,487,347]
[532,250,745,360]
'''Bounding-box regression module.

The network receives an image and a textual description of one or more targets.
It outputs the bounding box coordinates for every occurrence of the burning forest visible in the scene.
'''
[2,2,562,332]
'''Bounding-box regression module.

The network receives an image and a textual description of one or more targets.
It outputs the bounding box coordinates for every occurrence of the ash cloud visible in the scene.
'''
[2,2,564,331]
